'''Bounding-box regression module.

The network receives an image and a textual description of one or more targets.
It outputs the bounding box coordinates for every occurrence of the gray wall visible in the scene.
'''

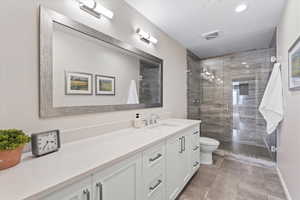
[0,0,187,142]
[277,0,300,199]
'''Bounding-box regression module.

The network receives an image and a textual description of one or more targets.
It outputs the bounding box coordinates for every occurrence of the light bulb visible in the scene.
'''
[235,3,248,13]
[79,0,96,9]
[94,3,114,19]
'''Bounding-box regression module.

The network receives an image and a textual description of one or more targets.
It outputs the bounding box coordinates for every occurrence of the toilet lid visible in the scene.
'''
[199,137,220,145]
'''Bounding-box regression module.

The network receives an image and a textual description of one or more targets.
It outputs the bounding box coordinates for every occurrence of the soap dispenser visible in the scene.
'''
[133,113,144,128]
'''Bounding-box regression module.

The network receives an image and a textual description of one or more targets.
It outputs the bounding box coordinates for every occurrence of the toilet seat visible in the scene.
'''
[199,137,220,146]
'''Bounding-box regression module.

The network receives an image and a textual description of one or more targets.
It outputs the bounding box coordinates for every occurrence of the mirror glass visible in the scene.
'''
[40,8,163,117]
[51,23,162,108]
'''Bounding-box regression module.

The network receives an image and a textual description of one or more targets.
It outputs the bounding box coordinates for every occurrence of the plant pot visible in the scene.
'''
[0,145,24,170]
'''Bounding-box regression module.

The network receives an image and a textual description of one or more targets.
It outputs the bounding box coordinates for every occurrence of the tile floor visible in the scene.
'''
[219,141,274,162]
[178,156,286,200]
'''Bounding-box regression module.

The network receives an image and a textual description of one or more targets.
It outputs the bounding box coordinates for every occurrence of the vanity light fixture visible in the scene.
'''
[77,0,114,19]
[136,28,158,44]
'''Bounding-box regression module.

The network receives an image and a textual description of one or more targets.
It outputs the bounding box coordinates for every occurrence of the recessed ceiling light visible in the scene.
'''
[235,3,248,13]
[242,62,247,65]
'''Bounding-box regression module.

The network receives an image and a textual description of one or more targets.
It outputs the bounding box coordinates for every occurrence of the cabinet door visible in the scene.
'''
[92,154,142,200]
[179,133,191,187]
[42,176,92,200]
[165,135,182,200]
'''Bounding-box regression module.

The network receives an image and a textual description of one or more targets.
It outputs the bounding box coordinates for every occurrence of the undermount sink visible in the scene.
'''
[147,123,180,129]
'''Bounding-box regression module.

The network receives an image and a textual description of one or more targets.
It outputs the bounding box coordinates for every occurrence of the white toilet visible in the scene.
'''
[199,137,220,165]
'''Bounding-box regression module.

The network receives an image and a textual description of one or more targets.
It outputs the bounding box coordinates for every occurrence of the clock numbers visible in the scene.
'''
[32,130,60,157]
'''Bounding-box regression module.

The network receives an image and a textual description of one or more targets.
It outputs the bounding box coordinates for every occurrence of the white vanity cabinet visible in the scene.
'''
[165,125,200,200]
[41,155,142,200]
[142,143,165,200]
[33,123,201,200]
[92,154,143,200]
[165,132,190,200]
[42,176,93,200]
[190,127,200,174]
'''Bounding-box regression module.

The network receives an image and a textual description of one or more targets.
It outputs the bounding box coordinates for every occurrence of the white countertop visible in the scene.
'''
[0,118,200,200]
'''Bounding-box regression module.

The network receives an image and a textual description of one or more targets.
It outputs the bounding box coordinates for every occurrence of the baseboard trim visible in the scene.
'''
[276,167,292,200]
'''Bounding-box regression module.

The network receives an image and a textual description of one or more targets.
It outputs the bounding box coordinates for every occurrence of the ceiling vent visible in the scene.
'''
[202,30,220,40]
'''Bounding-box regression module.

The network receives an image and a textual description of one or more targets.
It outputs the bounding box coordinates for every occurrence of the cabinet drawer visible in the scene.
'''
[143,143,165,176]
[146,175,164,200]
[191,148,200,173]
[143,143,165,200]
[191,128,200,150]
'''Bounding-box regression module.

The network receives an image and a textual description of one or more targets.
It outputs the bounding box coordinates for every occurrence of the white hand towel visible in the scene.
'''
[127,80,139,104]
[259,63,284,134]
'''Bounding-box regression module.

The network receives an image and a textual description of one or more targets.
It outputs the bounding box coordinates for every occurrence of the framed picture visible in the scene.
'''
[65,71,93,95]
[288,36,300,90]
[95,75,115,95]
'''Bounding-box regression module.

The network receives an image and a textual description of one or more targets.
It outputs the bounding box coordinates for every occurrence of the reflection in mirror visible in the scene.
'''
[139,60,161,105]
[52,23,161,107]
[39,7,163,117]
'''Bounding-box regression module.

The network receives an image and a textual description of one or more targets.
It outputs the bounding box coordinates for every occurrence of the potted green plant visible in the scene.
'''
[0,129,31,170]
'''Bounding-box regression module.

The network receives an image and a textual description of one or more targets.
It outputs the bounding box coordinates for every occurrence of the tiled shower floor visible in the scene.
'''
[218,141,274,162]
[177,156,286,200]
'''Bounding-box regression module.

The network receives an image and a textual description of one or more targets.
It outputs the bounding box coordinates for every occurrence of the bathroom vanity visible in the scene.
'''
[0,119,200,200]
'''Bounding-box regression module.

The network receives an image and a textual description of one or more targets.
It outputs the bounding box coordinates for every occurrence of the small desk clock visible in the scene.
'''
[31,130,61,157]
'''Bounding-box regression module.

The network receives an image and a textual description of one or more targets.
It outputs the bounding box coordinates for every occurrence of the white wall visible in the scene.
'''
[53,23,140,106]
[277,0,300,199]
[0,0,187,142]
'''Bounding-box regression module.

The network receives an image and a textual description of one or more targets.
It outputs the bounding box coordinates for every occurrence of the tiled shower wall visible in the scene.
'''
[187,50,202,120]
[187,48,277,161]
[139,61,161,104]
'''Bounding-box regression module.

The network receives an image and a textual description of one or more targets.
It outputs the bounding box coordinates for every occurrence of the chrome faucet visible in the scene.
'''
[149,113,160,125]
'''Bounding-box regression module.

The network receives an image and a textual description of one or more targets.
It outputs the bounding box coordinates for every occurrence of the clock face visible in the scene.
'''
[36,131,59,155]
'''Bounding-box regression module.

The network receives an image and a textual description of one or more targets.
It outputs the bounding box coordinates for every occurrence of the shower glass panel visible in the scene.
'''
[199,58,232,143]
[187,48,277,162]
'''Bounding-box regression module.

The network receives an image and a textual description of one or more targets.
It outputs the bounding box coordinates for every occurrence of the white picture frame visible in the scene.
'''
[288,36,300,90]
[95,75,116,95]
[65,71,93,95]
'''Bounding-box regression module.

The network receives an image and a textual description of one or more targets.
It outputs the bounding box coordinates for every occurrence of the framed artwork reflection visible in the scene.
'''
[288,35,300,90]
[95,75,116,95]
[65,71,93,95]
